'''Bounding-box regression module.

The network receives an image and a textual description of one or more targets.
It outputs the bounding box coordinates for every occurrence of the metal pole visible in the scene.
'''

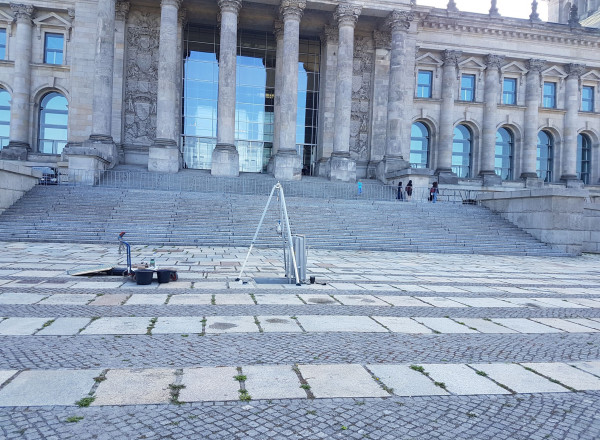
[278,185,301,285]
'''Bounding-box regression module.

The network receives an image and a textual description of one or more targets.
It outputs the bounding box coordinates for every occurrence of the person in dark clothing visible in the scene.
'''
[397,181,403,201]
[429,181,439,203]
[406,180,413,200]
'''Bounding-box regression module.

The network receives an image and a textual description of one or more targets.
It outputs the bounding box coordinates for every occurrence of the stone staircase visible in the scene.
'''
[0,184,567,256]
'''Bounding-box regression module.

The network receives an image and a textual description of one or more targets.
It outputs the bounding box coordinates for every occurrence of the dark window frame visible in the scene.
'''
[44,32,64,65]
[582,85,594,112]
[543,82,557,109]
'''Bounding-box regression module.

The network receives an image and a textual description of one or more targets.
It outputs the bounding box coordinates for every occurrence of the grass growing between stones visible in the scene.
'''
[75,396,95,407]
[65,416,84,423]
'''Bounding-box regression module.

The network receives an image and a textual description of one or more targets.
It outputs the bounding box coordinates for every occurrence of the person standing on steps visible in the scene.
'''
[406,180,413,201]
[430,181,439,203]
[357,181,362,196]
[397,181,403,201]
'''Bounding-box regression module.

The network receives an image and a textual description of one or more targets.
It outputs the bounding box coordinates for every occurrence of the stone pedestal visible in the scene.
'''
[273,149,302,181]
[376,156,410,182]
[148,139,180,173]
[315,158,330,178]
[62,136,117,185]
[524,177,544,188]
[211,144,239,177]
[481,171,502,187]
[562,176,584,189]
[329,153,356,182]
[0,145,28,160]
[436,170,459,185]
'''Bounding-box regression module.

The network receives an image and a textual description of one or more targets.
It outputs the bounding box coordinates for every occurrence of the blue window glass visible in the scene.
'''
[495,128,513,180]
[502,78,517,105]
[44,33,63,65]
[577,134,591,185]
[0,88,9,149]
[417,71,432,98]
[452,125,472,178]
[0,29,6,60]
[582,86,594,112]
[38,92,68,154]
[537,131,553,182]
[410,122,429,168]
[460,74,476,101]
[543,82,556,108]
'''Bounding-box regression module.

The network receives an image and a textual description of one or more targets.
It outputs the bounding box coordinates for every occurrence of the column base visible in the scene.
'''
[0,142,29,160]
[524,177,544,188]
[273,149,302,181]
[376,156,410,183]
[148,139,180,173]
[329,153,356,182]
[479,171,502,186]
[211,143,239,177]
[435,169,459,185]
[560,175,584,188]
[314,158,330,178]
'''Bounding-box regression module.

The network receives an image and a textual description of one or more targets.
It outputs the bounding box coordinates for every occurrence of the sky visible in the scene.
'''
[417,0,549,21]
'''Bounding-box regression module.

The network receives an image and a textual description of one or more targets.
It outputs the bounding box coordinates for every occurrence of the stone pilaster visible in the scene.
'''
[561,63,586,186]
[211,0,242,177]
[521,59,545,181]
[0,3,34,160]
[329,2,361,182]
[377,10,415,182]
[314,25,338,177]
[479,54,504,185]
[436,49,461,184]
[273,0,305,181]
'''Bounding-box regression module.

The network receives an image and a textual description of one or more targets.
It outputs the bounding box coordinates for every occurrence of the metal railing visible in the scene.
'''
[47,168,488,204]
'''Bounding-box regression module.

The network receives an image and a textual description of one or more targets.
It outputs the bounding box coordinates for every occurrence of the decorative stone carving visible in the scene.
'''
[526,58,546,73]
[10,3,34,22]
[385,10,413,33]
[442,49,462,66]
[373,30,390,50]
[447,0,458,12]
[178,8,187,25]
[485,54,505,70]
[279,0,305,21]
[320,24,338,44]
[334,3,362,27]
[566,63,586,78]
[218,0,242,15]
[116,2,130,21]
[350,35,373,160]
[273,19,283,40]
[489,0,499,17]
[67,8,75,21]
[569,4,581,27]
[124,9,160,147]
[530,0,540,21]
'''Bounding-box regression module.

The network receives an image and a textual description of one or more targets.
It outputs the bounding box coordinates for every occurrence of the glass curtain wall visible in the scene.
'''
[410,122,429,168]
[38,92,68,154]
[182,25,320,173]
[452,124,472,178]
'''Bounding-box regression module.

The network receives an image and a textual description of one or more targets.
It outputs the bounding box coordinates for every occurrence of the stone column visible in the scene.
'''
[112,1,130,145]
[436,49,461,184]
[479,54,504,185]
[148,0,182,173]
[211,0,242,177]
[273,0,305,181]
[0,3,34,160]
[267,19,283,174]
[377,10,415,182]
[315,25,338,177]
[561,63,585,186]
[521,59,545,181]
[329,2,361,182]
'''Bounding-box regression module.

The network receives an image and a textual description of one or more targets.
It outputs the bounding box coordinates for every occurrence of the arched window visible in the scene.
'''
[410,122,430,168]
[0,88,10,149]
[452,124,472,178]
[577,133,591,185]
[495,128,513,180]
[38,92,68,154]
[537,131,554,182]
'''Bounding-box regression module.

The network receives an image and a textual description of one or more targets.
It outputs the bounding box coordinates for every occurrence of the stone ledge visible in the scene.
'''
[0,160,42,178]
[477,188,589,201]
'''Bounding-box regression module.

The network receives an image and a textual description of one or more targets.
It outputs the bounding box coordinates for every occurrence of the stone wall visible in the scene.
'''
[0,161,41,214]
[583,203,600,253]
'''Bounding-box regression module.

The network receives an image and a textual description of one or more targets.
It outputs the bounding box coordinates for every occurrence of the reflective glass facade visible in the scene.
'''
[38,92,68,154]
[410,122,429,168]
[460,74,475,101]
[495,127,513,180]
[502,78,517,105]
[452,124,472,178]
[44,33,64,65]
[577,133,591,184]
[543,82,556,108]
[537,130,553,182]
[0,29,6,61]
[417,71,432,98]
[0,88,9,150]
[182,26,319,173]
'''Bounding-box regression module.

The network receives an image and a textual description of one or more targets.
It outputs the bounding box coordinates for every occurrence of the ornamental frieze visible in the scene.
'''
[350,35,373,160]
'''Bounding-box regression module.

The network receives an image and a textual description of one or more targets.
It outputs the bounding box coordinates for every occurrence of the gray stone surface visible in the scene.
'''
[168,294,212,305]
[0,370,17,386]
[152,316,204,334]
[367,364,449,396]
[334,295,391,306]
[214,293,255,305]
[372,316,432,333]
[469,363,568,393]
[0,317,50,335]
[413,317,478,334]
[298,364,388,398]
[522,362,600,391]
[376,295,432,307]
[531,317,598,333]
[89,294,130,306]
[93,369,174,405]
[39,294,96,305]
[35,318,91,336]
[491,318,563,334]
[125,294,169,305]
[205,316,259,333]
[458,318,518,334]
[254,294,304,305]
[0,292,47,304]
[295,315,387,333]
[258,316,302,333]
[179,367,239,402]
[80,317,151,335]
[243,365,306,400]
[421,363,510,395]
[298,294,339,305]
[572,361,600,378]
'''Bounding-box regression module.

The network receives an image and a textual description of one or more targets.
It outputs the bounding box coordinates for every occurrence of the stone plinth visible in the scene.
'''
[481,172,502,187]
[0,160,41,214]
[63,137,117,185]
[211,144,239,177]
[436,170,458,185]
[148,144,180,173]
[329,153,356,182]
[273,150,301,181]
[376,157,410,183]
[0,146,28,161]
[583,203,600,254]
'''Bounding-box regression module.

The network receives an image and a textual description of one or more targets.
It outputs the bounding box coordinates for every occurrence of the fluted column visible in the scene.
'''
[561,63,585,184]
[479,54,504,185]
[272,19,284,158]
[112,1,130,144]
[273,0,305,181]
[521,59,545,179]
[436,50,461,183]
[378,10,415,182]
[329,2,361,182]
[211,0,242,177]
[1,3,34,159]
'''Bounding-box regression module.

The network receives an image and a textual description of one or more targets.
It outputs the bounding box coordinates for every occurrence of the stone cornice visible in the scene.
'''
[10,3,34,23]
[279,0,305,22]
[218,0,242,15]
[334,3,361,27]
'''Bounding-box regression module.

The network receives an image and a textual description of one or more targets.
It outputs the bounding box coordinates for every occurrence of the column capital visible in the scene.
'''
[161,0,181,8]
[218,0,242,15]
[526,58,546,74]
[115,1,130,21]
[67,7,75,22]
[373,29,390,50]
[10,3,34,22]
[442,50,462,66]
[334,3,362,27]
[566,63,586,78]
[320,24,338,44]
[485,54,505,70]
[178,8,188,25]
[280,0,305,22]
[385,10,413,33]
[273,19,284,40]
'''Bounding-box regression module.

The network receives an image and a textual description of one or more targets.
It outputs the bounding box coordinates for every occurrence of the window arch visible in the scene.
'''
[577,133,591,185]
[495,127,513,180]
[410,122,430,169]
[452,124,472,178]
[0,88,10,150]
[537,130,554,182]
[38,92,68,154]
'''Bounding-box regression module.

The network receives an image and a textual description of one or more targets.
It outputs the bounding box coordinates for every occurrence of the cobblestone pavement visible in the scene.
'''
[1,242,600,439]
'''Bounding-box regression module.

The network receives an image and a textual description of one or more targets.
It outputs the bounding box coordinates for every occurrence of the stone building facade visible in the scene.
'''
[0,0,598,187]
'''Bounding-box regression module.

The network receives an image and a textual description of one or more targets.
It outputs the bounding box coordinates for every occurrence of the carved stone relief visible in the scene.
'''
[350,34,373,161]
[124,8,160,147]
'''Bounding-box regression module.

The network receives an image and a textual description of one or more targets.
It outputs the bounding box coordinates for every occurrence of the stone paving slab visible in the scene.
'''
[0,317,50,335]
[89,294,130,306]
[93,369,174,406]
[297,294,339,305]
[390,284,433,293]
[158,281,192,289]
[421,364,511,395]
[565,318,600,331]
[533,298,588,308]
[416,297,468,308]
[491,318,563,334]
[521,362,600,391]
[38,294,96,305]
[367,364,449,396]
[253,294,304,305]
[167,294,212,305]
[0,370,17,386]
[205,316,259,333]
[152,317,204,334]
[531,318,598,333]
[214,293,255,305]
[572,361,600,378]
[70,281,125,289]
[13,270,64,278]
[243,365,306,400]
[0,369,100,406]
[371,317,432,333]
[0,292,48,304]
[458,318,518,334]
[295,315,388,333]
[413,317,478,334]
[258,316,303,333]
[124,294,169,305]
[334,295,391,306]
[502,297,562,308]
[179,367,239,402]
[374,296,431,307]
[469,363,568,393]
[448,297,518,308]
[80,317,151,335]
[298,364,389,398]
[35,317,91,335]
[564,298,600,308]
